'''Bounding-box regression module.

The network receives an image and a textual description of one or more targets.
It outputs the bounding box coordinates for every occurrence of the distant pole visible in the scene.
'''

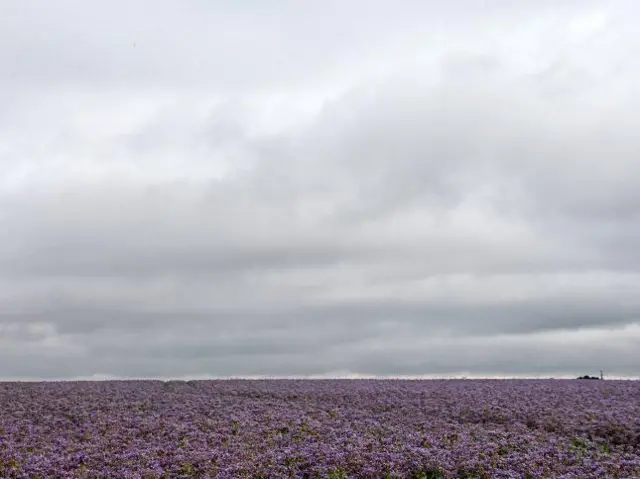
[600,370,604,380]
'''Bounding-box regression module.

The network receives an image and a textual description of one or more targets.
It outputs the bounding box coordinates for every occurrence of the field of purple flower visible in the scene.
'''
[0,379,638,478]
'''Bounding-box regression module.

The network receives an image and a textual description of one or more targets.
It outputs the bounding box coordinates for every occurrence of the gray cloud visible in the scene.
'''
[1,1,639,379]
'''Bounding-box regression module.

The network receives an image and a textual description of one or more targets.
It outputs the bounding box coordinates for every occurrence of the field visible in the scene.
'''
[0,380,638,478]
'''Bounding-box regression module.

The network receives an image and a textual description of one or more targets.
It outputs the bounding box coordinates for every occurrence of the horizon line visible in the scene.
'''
[1,373,637,382]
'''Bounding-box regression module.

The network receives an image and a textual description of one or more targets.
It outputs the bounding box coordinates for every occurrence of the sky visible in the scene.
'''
[1,1,639,380]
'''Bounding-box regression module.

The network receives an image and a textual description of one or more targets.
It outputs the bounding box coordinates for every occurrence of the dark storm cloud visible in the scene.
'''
[0,1,639,379]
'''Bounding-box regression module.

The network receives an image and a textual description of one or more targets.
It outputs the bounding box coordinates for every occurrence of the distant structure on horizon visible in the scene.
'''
[577,372,603,380]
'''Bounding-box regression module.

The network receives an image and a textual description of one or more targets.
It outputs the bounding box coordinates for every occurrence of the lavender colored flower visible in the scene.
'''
[0,379,637,478]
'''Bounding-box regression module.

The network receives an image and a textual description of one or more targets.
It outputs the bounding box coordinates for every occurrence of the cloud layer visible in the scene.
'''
[1,1,639,379]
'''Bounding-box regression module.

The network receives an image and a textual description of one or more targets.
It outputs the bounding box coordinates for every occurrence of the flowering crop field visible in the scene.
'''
[0,380,638,478]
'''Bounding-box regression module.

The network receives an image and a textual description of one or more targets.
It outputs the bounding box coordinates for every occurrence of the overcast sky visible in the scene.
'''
[1,1,639,380]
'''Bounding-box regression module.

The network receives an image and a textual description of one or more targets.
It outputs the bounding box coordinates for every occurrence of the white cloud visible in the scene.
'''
[0,0,639,378]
